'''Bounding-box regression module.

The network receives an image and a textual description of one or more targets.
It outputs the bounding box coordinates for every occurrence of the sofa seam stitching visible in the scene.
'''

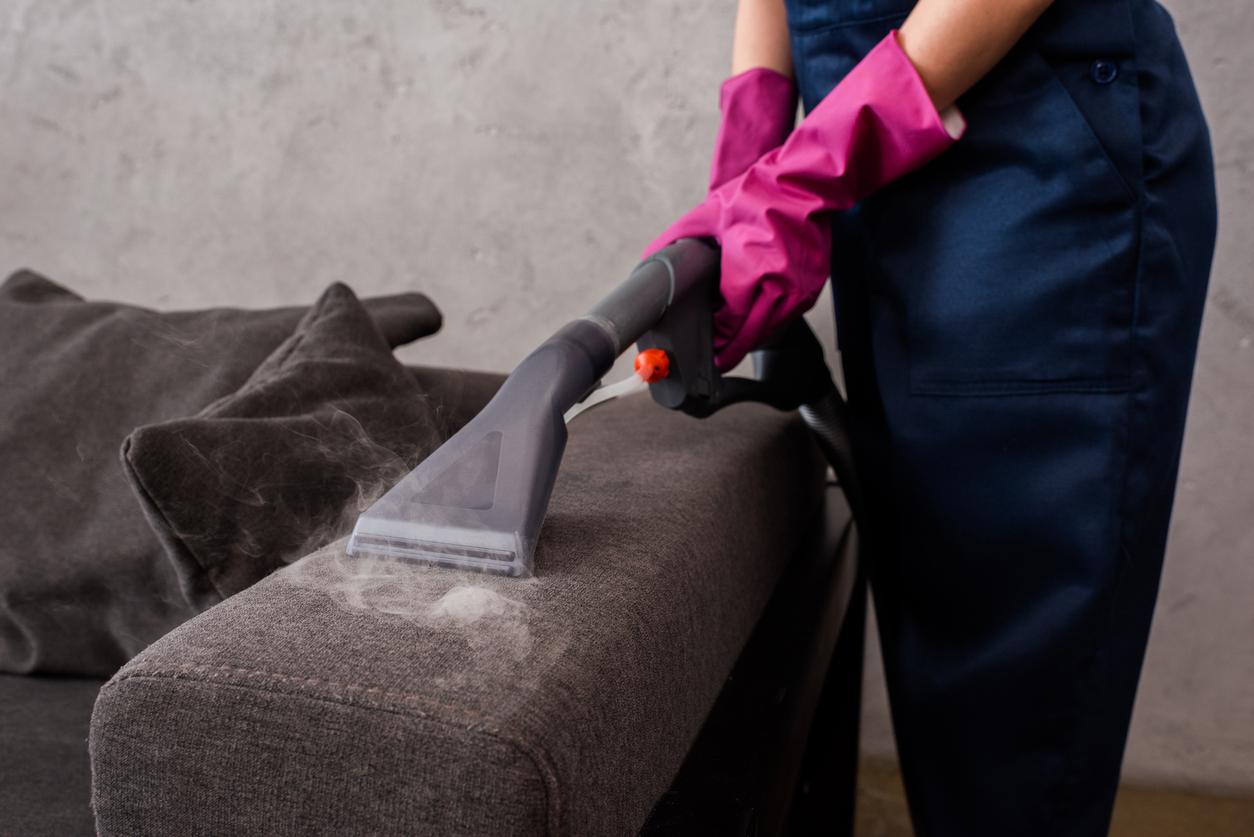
[103,664,564,834]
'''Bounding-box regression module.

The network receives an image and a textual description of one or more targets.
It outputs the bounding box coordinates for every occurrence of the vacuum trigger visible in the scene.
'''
[634,348,670,383]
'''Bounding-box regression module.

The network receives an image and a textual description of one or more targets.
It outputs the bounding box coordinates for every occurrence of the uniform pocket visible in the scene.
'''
[861,50,1143,396]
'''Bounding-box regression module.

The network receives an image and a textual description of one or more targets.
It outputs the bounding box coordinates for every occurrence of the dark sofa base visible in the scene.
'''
[643,488,862,836]
[0,674,103,836]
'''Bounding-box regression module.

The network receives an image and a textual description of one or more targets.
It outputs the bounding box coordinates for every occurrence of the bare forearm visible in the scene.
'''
[732,0,792,76]
[898,0,1054,109]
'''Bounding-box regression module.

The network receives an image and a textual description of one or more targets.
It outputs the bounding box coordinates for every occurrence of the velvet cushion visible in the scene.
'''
[122,283,446,609]
[0,272,440,675]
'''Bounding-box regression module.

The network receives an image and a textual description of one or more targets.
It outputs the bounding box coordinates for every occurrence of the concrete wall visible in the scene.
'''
[0,0,733,372]
[1,0,1250,794]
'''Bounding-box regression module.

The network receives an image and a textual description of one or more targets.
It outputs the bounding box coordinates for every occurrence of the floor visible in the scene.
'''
[854,757,1254,837]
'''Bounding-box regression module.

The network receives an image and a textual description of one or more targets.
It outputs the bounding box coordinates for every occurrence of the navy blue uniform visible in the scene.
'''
[784,0,1217,832]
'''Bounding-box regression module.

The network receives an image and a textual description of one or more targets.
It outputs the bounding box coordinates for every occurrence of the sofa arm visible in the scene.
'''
[90,393,826,836]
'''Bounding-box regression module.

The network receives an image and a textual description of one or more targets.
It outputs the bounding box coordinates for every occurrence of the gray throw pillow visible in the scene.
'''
[0,271,441,675]
[122,283,447,609]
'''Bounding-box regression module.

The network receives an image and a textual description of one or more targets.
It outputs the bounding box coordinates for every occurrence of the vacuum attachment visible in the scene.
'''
[347,238,853,577]
[346,240,719,576]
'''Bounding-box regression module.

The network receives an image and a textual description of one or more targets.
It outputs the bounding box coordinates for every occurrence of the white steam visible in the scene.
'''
[282,543,537,661]
[428,585,525,625]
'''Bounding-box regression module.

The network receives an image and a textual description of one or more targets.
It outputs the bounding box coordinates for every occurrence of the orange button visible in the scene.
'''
[634,348,670,383]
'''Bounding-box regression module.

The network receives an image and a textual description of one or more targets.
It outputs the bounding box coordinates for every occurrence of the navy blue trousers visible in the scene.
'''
[784,0,1217,833]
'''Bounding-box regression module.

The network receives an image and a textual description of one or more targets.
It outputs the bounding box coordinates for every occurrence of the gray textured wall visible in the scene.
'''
[1,0,1250,793]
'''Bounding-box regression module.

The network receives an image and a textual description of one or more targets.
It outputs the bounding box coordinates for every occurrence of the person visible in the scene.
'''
[647,0,1217,834]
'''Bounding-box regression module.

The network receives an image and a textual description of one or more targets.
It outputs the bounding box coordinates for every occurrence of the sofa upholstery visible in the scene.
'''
[90,387,827,835]
[0,272,441,676]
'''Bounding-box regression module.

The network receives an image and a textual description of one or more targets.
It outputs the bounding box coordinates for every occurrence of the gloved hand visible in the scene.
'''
[646,31,965,370]
[707,66,798,192]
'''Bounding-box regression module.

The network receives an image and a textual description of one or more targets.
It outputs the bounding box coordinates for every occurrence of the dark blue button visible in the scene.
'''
[1091,60,1119,85]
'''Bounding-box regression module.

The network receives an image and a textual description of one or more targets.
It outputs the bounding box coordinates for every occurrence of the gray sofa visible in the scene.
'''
[3,366,859,836]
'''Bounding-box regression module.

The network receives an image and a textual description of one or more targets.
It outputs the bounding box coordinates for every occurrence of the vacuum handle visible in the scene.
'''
[634,241,837,419]
[575,237,866,526]
[569,236,836,420]
[583,239,720,356]
[629,243,867,529]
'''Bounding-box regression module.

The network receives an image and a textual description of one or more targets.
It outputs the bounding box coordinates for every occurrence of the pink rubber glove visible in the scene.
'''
[708,67,798,192]
[646,31,965,370]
